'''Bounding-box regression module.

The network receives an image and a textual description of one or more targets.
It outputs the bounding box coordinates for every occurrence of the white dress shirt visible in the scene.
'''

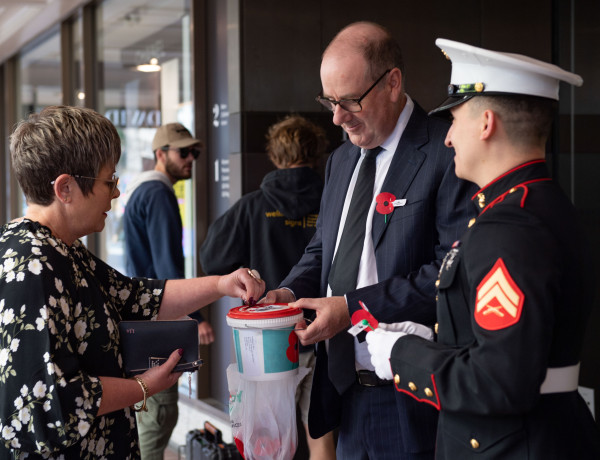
[327,96,415,370]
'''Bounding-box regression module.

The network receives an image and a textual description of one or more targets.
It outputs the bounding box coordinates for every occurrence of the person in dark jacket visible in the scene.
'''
[123,122,215,460]
[200,114,336,459]
[263,23,476,459]
[366,38,600,459]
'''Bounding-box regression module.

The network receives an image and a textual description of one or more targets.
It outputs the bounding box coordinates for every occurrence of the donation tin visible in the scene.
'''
[226,304,303,380]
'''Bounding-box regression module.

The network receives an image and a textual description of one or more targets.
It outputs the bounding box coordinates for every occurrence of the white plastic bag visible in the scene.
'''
[227,364,309,460]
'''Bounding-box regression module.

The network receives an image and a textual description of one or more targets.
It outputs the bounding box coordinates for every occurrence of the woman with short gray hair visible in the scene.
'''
[0,106,264,459]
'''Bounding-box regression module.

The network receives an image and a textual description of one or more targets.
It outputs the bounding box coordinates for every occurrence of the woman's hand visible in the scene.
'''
[160,269,265,320]
[138,348,184,396]
[217,267,265,305]
[97,349,184,416]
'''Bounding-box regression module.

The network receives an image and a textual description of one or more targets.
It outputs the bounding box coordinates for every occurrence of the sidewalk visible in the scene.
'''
[165,445,180,459]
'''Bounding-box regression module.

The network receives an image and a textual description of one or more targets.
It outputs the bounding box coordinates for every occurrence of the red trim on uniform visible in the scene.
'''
[480,178,551,215]
[519,184,529,208]
[394,376,441,411]
[471,159,546,201]
[430,373,442,411]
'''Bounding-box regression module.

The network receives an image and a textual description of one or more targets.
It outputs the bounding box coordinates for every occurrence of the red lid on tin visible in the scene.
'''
[227,303,302,319]
[226,303,303,329]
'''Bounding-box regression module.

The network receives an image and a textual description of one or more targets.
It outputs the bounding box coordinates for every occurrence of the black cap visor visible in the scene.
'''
[428,94,475,115]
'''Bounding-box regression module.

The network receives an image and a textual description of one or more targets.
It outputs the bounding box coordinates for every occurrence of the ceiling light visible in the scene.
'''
[136,57,161,72]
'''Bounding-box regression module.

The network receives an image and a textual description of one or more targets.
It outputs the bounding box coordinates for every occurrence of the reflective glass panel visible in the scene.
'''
[97,0,194,277]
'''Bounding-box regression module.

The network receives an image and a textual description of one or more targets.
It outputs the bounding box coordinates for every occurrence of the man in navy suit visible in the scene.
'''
[263,22,476,459]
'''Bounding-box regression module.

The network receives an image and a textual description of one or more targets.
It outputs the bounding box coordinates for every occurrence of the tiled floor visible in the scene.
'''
[164,445,180,460]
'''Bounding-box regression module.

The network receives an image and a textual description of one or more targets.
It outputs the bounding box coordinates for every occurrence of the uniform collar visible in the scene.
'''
[471,160,550,213]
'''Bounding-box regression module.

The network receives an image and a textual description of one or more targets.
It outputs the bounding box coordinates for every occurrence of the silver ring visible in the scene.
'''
[247,269,262,282]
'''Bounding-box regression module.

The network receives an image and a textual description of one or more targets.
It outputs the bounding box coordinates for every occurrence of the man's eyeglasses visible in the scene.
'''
[315,69,391,113]
[161,146,201,160]
[72,174,120,194]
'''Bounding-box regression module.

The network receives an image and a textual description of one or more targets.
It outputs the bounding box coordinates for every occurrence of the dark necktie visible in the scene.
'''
[327,147,382,394]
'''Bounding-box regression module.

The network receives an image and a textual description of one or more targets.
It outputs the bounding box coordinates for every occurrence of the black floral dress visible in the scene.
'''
[0,219,165,459]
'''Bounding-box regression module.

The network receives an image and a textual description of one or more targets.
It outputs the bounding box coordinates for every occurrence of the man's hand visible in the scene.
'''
[292,296,349,345]
[197,321,215,345]
[259,288,296,305]
[364,321,433,380]
[217,267,265,304]
[365,328,406,380]
[379,321,434,341]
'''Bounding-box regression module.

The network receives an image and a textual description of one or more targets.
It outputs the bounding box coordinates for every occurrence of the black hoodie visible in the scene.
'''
[200,166,323,293]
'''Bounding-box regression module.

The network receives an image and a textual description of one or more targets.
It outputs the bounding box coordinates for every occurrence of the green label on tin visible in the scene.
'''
[263,327,299,374]
[233,329,243,373]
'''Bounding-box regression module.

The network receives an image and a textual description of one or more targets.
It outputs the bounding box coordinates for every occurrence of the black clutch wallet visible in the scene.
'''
[119,319,203,377]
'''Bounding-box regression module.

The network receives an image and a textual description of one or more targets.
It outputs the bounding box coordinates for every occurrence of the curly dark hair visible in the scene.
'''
[266,115,328,168]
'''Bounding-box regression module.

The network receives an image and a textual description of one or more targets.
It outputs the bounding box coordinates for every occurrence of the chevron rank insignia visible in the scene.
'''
[475,258,524,330]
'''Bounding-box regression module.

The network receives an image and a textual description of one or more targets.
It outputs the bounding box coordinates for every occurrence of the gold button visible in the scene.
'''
[509,187,516,193]
[435,279,440,287]
[468,217,476,227]
[477,193,485,208]
[424,388,433,397]
[394,374,400,385]
[470,439,480,449]
[435,323,439,334]
[408,382,417,392]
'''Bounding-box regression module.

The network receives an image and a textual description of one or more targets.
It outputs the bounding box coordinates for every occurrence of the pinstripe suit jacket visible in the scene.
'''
[280,102,477,451]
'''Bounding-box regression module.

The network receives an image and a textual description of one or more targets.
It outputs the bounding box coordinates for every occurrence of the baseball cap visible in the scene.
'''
[429,38,583,115]
[152,122,203,151]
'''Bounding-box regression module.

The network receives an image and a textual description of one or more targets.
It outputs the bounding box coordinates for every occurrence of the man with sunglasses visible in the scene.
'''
[123,122,214,460]
[263,22,476,459]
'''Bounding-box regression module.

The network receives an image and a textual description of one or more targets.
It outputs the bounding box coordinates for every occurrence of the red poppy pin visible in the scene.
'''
[376,192,406,222]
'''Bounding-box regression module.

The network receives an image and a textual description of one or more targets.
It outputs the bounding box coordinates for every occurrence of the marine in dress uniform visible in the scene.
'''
[366,39,600,459]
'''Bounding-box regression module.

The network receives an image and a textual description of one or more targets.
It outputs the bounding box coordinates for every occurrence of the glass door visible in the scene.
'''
[96,0,195,276]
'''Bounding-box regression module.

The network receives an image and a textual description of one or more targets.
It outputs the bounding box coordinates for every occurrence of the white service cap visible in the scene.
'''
[430,38,583,114]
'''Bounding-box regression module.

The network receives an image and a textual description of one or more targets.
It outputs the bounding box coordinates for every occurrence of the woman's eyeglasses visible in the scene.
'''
[51,174,120,194]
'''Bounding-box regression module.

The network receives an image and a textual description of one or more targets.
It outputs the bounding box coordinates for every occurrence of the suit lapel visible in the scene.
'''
[322,144,361,266]
[372,106,429,248]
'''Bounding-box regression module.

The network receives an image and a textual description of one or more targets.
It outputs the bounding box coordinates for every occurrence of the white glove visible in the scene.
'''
[379,321,434,341]
[365,328,406,380]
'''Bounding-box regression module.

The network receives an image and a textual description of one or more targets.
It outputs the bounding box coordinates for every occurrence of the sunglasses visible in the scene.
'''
[161,146,201,160]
